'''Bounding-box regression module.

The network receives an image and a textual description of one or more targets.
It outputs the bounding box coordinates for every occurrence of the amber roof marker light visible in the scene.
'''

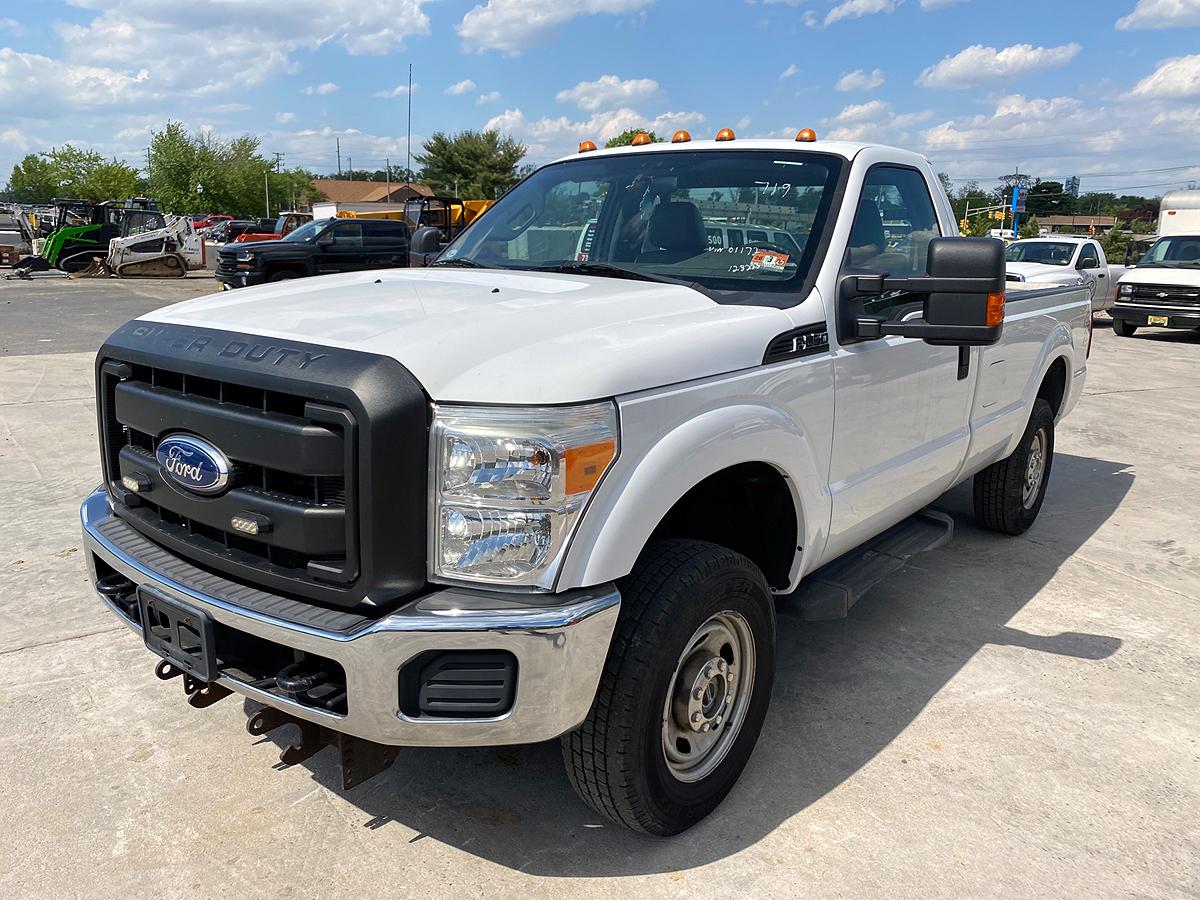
[631,132,653,146]
[671,130,691,143]
[715,128,736,141]
[578,140,597,153]
[795,128,817,142]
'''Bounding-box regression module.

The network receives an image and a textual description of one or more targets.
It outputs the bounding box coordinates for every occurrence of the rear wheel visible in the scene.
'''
[561,539,776,835]
[1113,318,1138,337]
[973,398,1055,535]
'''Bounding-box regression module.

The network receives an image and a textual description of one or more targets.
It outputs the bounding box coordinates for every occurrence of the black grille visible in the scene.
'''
[99,359,359,601]
[1128,284,1200,307]
[96,321,430,612]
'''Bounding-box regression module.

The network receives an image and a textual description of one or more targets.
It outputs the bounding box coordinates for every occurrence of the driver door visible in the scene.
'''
[317,221,366,274]
[825,165,974,559]
[1076,241,1105,308]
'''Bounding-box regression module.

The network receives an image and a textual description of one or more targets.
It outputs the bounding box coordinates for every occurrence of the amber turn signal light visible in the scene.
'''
[631,132,653,146]
[795,128,817,142]
[715,128,736,141]
[578,140,597,153]
[986,292,1006,327]
[671,130,691,143]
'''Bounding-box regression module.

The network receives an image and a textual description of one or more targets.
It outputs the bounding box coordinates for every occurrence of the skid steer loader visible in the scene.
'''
[77,213,205,278]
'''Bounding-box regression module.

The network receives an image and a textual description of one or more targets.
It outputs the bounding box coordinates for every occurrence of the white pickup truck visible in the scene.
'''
[81,135,1091,835]
[1004,236,1113,312]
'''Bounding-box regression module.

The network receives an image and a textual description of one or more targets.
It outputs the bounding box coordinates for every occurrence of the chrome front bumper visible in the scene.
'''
[81,488,620,747]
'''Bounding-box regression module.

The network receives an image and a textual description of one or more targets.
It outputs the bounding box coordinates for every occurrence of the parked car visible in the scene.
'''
[82,134,1091,836]
[214,217,411,287]
[1112,234,1200,336]
[207,220,264,244]
[1004,236,1113,311]
[232,212,313,244]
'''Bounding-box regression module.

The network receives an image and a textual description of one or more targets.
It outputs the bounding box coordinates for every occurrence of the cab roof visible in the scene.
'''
[551,138,929,168]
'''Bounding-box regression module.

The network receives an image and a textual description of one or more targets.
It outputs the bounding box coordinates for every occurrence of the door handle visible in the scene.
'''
[1098,273,1107,278]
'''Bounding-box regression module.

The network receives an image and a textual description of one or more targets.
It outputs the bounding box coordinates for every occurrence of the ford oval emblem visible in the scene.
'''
[156,434,231,495]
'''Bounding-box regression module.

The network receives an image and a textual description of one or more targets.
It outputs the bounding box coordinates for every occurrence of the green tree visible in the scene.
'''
[1018,216,1041,239]
[6,154,60,203]
[1098,224,1129,260]
[605,128,662,148]
[416,130,526,199]
[1027,180,1076,216]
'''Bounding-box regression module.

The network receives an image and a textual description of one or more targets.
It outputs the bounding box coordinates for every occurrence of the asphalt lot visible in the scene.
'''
[0,276,1197,897]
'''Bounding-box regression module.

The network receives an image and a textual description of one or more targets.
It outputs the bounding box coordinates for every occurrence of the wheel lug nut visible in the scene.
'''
[693,687,703,700]
[701,723,710,732]
[691,712,702,724]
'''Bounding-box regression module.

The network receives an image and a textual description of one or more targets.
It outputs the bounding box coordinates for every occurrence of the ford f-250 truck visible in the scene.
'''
[81,133,1091,835]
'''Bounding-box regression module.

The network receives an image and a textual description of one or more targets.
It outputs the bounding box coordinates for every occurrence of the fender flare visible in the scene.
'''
[1000,322,1075,458]
[557,401,830,592]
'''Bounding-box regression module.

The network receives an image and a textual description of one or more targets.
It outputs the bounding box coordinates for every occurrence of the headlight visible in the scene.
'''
[1118,283,1133,296]
[236,249,256,263]
[431,403,618,587]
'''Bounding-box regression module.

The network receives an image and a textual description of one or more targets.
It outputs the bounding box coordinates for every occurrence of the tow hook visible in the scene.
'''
[246,706,399,790]
[153,658,233,708]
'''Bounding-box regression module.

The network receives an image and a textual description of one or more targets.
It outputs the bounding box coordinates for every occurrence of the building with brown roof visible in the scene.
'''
[309,180,433,205]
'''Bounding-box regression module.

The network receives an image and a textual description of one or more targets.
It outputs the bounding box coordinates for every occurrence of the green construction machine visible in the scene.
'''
[15,198,162,274]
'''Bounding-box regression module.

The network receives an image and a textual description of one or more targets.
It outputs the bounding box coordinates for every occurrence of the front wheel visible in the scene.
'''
[1113,318,1138,337]
[561,539,776,835]
[268,269,299,282]
[973,398,1055,535]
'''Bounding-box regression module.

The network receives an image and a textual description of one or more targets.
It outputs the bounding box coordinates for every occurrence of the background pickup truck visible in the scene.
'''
[82,136,1091,836]
[1004,236,1112,312]
[214,216,410,287]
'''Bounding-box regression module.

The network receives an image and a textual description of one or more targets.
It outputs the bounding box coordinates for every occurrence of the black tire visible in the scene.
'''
[973,398,1055,535]
[268,269,299,282]
[1113,318,1138,337]
[561,539,776,835]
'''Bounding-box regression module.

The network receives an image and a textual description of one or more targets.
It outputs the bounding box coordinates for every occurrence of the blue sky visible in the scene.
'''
[2,0,1199,196]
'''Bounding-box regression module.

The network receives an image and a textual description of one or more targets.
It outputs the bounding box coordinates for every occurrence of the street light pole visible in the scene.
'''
[264,171,270,217]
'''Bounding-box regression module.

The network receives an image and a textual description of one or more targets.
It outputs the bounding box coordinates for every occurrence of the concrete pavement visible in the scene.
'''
[0,301,1197,897]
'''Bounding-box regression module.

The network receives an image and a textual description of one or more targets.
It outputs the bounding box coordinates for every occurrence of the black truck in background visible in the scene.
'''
[215,217,416,288]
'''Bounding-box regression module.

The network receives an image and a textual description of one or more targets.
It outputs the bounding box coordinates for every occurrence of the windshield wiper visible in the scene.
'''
[430,257,490,268]
[525,261,690,286]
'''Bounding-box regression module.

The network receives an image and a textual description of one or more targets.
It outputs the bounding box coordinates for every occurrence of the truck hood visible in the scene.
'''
[141,268,796,403]
[1118,266,1200,286]
[1006,262,1080,281]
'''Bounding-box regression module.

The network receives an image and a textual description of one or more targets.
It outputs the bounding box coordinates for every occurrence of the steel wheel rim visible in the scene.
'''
[661,610,756,784]
[1023,427,1047,509]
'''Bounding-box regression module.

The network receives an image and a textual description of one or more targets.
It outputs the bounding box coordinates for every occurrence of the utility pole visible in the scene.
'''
[406,62,413,182]
[264,170,270,217]
[348,156,353,180]
[336,137,341,177]
[273,152,284,173]
[386,156,391,197]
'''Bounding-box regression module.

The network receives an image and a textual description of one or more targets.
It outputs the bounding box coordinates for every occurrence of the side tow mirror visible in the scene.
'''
[410,226,445,267]
[840,236,1006,347]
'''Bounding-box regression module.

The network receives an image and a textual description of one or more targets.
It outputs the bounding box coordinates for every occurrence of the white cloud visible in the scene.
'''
[0,48,153,111]
[54,1,430,98]
[477,90,502,104]
[0,17,27,36]
[779,64,799,80]
[485,106,705,159]
[304,82,339,96]
[1128,54,1200,98]
[555,74,660,111]
[275,111,296,124]
[917,43,1081,89]
[1116,0,1200,29]
[823,100,932,141]
[374,82,418,99]
[737,115,752,130]
[836,68,885,91]
[458,0,654,54]
[444,79,477,95]
[825,0,899,26]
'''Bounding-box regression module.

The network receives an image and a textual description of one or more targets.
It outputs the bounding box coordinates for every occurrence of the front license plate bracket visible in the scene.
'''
[138,586,217,683]
[1147,314,1169,326]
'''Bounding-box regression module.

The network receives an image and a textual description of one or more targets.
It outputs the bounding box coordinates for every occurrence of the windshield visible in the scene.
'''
[1138,235,1200,267]
[440,149,845,305]
[1005,241,1076,265]
[284,219,329,242]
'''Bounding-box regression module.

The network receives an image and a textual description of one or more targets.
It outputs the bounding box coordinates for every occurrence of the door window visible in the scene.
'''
[1078,244,1100,268]
[844,166,941,318]
[332,222,363,246]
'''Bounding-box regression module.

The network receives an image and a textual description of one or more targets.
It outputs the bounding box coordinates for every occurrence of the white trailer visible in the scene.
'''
[1158,189,1200,237]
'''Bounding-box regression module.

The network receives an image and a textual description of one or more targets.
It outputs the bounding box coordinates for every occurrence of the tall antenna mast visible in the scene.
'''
[406,63,413,181]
